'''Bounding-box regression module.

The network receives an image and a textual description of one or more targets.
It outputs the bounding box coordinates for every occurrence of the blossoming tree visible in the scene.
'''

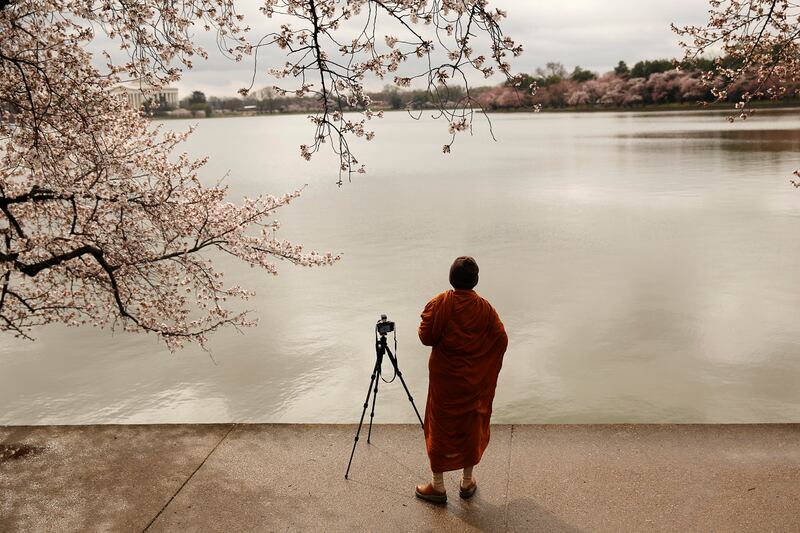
[0,0,523,348]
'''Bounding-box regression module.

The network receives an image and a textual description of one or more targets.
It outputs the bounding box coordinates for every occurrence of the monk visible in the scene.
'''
[414,256,508,504]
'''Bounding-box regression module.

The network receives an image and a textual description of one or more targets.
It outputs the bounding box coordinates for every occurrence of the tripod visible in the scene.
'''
[344,323,424,480]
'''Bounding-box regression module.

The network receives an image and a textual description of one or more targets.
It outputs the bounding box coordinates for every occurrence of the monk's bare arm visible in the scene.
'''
[418,297,440,347]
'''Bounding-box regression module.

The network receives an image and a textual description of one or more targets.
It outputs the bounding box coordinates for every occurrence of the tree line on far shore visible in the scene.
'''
[165,56,799,118]
[479,58,799,110]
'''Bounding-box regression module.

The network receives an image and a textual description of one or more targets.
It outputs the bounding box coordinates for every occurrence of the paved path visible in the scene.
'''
[1,424,798,532]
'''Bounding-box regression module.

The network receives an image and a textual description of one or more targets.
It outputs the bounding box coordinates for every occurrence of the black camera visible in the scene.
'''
[376,314,395,335]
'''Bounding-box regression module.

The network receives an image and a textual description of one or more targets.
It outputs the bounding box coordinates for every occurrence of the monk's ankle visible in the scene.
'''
[432,472,445,492]
[461,465,474,488]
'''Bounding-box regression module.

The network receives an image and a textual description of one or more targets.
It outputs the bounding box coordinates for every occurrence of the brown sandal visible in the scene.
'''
[415,483,447,504]
[459,480,477,499]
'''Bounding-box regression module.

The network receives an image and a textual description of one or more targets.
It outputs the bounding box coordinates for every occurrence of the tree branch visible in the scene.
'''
[3,245,117,277]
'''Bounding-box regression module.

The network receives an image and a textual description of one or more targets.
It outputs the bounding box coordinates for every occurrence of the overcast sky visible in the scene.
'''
[102,1,712,98]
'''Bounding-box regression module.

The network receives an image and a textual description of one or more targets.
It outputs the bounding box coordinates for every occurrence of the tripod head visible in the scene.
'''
[376,314,395,337]
[374,315,396,375]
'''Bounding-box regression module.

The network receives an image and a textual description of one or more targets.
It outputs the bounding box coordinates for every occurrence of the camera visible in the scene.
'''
[376,314,395,335]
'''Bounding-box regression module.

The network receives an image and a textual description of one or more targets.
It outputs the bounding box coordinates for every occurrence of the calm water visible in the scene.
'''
[3,109,800,424]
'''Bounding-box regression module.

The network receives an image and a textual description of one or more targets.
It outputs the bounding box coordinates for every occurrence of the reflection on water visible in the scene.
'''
[622,127,800,152]
[2,109,800,424]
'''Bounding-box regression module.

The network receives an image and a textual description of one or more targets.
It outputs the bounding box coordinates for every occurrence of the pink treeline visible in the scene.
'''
[476,70,796,110]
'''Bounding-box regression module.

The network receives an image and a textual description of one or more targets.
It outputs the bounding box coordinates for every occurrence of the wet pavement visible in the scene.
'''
[1,424,798,532]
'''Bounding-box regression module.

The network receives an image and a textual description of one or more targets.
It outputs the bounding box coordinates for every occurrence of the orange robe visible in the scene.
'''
[418,289,508,473]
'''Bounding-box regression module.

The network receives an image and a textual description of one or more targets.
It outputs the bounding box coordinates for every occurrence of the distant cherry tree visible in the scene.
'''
[477,69,717,110]
[0,0,523,348]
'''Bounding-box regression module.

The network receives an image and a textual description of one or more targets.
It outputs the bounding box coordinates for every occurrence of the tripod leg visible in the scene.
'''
[345,365,379,480]
[385,348,425,429]
[367,371,380,443]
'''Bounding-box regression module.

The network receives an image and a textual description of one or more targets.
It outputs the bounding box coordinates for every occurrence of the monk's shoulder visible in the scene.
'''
[435,290,454,305]
[471,291,493,309]
[475,293,502,321]
[424,290,452,312]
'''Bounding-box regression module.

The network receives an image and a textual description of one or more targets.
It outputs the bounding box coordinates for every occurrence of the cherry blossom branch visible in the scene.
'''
[0,1,340,349]
[251,0,528,184]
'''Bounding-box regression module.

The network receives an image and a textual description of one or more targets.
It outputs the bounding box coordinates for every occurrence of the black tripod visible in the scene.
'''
[344,317,424,479]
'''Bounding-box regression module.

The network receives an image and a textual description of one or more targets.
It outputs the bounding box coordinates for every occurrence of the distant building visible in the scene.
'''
[111,81,179,109]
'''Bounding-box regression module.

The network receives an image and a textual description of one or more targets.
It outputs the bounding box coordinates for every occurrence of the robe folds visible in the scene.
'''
[419,289,508,473]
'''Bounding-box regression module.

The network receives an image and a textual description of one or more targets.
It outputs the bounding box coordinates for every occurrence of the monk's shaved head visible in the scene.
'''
[449,256,479,290]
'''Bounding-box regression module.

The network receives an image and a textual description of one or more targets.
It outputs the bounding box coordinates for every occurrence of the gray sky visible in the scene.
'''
[103,1,712,98]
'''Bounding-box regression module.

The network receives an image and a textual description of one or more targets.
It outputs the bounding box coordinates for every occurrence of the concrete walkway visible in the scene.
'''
[1,424,798,532]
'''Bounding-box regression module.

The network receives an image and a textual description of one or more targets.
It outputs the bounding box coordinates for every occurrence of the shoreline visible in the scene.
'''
[2,423,798,531]
[148,101,800,121]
